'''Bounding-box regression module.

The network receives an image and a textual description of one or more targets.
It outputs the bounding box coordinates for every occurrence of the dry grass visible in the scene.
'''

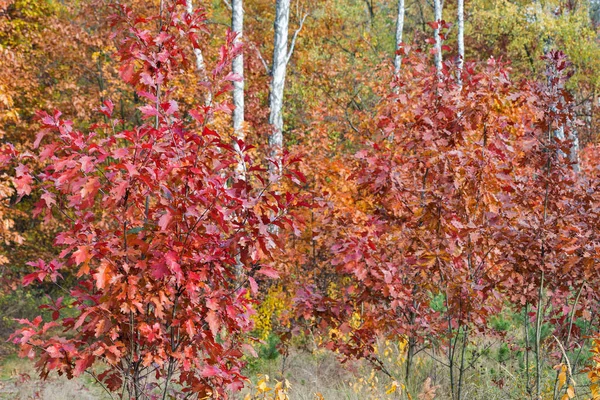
[0,343,591,399]
[0,350,395,400]
[0,355,109,400]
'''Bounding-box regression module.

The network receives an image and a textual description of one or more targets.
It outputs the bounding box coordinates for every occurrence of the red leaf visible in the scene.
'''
[112,148,129,159]
[158,212,172,231]
[257,267,279,279]
[206,310,219,336]
[248,276,258,295]
[224,72,243,82]
[138,104,160,118]
[120,63,135,83]
[201,365,220,378]
[94,262,111,290]
[100,99,114,117]
[427,21,440,30]
[74,356,93,377]
[23,273,40,286]
[72,246,92,265]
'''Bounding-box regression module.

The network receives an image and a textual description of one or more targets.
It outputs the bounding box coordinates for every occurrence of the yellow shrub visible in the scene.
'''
[254,285,289,340]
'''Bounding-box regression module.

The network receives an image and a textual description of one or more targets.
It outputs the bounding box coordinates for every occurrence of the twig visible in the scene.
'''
[85,370,116,400]
[553,335,577,396]
[286,13,308,65]
[250,42,271,74]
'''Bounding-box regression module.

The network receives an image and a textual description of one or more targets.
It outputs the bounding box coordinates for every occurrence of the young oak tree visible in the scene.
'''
[10,1,304,398]
[294,48,597,399]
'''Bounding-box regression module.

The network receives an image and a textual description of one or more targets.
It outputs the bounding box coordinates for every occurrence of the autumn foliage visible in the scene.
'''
[289,49,600,398]
[3,0,600,399]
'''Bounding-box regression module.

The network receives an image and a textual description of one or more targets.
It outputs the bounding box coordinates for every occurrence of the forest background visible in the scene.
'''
[1,0,600,399]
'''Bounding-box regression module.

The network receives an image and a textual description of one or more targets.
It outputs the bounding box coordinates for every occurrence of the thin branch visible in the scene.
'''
[423,349,451,368]
[553,335,577,392]
[344,107,360,133]
[250,42,271,74]
[85,370,116,400]
[286,13,308,65]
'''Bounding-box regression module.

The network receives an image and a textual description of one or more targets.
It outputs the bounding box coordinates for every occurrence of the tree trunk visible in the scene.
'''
[186,0,211,105]
[231,0,246,277]
[363,0,375,27]
[554,123,580,172]
[570,128,580,172]
[457,0,464,82]
[544,39,579,172]
[268,0,291,174]
[232,0,244,139]
[434,0,443,75]
[394,0,405,73]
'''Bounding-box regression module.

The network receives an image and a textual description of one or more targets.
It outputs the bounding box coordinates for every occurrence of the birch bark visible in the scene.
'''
[544,41,580,172]
[232,0,244,139]
[457,0,464,82]
[268,0,291,174]
[186,0,211,105]
[394,0,405,73]
[434,0,443,75]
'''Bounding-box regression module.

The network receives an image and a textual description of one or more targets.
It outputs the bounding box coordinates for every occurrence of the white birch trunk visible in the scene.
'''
[231,0,246,274]
[457,0,464,83]
[268,0,291,174]
[570,129,580,173]
[544,40,580,172]
[434,0,443,75]
[186,0,206,73]
[555,121,580,172]
[186,0,211,105]
[232,0,244,139]
[394,0,405,74]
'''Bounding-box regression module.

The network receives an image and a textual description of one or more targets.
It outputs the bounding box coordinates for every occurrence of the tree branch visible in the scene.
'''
[286,13,308,65]
[250,42,271,75]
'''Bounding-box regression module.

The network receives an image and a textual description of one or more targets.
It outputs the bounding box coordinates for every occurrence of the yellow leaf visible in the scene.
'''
[257,379,269,392]
[386,381,399,394]
[567,385,575,398]
[558,369,567,390]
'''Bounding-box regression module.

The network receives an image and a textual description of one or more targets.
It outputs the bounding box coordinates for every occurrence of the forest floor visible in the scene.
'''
[0,343,546,399]
[0,349,392,400]
[0,354,105,400]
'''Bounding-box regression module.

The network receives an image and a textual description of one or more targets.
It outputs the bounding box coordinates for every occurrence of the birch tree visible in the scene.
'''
[544,41,580,172]
[186,0,211,105]
[268,0,291,174]
[434,0,443,75]
[268,0,306,174]
[232,0,244,140]
[457,0,464,82]
[394,0,405,73]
